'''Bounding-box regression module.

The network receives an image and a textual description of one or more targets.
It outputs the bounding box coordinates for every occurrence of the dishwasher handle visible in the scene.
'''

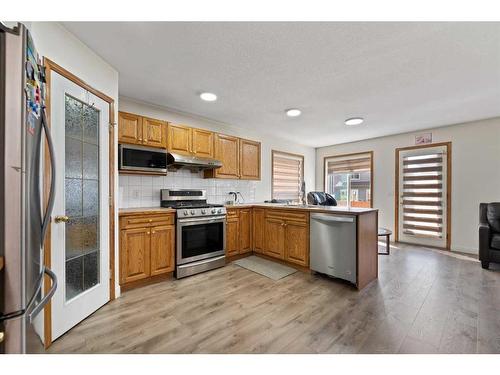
[311,213,355,224]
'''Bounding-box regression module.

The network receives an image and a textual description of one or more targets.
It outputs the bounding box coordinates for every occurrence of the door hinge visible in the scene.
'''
[109,122,116,132]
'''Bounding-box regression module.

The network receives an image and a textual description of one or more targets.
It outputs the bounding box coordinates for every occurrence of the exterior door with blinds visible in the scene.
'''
[272,151,304,202]
[397,143,450,248]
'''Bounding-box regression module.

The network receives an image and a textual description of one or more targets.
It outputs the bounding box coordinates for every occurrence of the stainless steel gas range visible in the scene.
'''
[160,189,226,278]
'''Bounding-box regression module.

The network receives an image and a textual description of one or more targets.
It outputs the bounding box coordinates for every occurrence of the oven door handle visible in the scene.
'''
[178,216,226,224]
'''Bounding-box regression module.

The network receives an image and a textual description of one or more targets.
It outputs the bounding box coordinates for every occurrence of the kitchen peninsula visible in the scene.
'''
[221,203,377,290]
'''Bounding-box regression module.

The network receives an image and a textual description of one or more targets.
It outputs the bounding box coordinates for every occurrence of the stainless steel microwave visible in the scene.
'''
[118,144,167,173]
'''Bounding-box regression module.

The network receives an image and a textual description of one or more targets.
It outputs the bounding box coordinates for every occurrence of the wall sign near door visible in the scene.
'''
[415,132,432,145]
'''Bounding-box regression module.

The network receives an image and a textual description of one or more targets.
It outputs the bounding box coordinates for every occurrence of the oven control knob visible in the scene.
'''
[190,210,195,215]
[211,208,216,214]
[183,210,188,216]
[217,208,222,214]
[201,209,206,214]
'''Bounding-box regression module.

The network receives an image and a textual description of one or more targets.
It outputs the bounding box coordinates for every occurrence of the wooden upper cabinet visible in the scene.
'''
[192,128,214,158]
[213,134,240,179]
[168,125,214,158]
[118,111,167,149]
[118,111,143,145]
[205,134,260,180]
[168,124,192,156]
[142,117,167,148]
[239,208,253,254]
[150,225,175,276]
[239,139,261,180]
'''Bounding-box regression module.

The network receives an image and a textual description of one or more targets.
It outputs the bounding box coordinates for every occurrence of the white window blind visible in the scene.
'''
[326,155,372,174]
[324,152,372,208]
[402,152,444,238]
[272,151,304,201]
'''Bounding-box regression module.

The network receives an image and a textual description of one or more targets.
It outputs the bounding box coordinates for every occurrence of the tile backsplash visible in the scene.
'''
[119,169,258,208]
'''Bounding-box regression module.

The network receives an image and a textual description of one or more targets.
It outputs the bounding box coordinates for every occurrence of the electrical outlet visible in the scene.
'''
[131,188,140,199]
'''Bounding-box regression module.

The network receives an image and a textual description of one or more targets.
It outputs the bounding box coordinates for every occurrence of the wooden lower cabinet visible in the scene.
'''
[262,209,309,266]
[226,207,253,257]
[284,221,309,266]
[119,212,175,289]
[239,208,252,253]
[264,218,286,259]
[252,208,265,253]
[150,225,175,277]
[226,216,239,257]
[120,227,151,284]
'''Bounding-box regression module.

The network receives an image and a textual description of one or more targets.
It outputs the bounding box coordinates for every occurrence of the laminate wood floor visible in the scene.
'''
[48,243,500,354]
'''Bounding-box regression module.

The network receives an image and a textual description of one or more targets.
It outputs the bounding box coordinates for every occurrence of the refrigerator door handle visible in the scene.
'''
[28,267,57,324]
[0,269,44,322]
[41,108,56,242]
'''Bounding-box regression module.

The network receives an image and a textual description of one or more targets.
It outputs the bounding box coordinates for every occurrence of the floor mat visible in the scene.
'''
[233,255,297,280]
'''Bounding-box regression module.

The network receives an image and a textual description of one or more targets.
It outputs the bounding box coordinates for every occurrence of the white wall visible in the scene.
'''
[316,117,500,254]
[28,22,121,301]
[119,97,316,204]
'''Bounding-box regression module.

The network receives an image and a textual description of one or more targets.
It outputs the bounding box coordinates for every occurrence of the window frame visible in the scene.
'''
[323,151,374,208]
[271,150,305,202]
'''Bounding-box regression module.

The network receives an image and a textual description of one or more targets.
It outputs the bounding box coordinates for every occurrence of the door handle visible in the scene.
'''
[311,214,354,223]
[54,215,70,223]
[29,267,58,323]
[41,108,56,243]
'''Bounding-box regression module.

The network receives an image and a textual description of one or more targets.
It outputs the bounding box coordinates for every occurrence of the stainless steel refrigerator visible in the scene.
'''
[0,22,57,354]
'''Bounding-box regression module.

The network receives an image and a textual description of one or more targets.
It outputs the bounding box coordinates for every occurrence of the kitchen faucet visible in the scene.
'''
[228,191,238,204]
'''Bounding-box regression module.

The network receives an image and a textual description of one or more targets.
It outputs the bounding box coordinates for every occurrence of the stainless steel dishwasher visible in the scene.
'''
[310,213,357,284]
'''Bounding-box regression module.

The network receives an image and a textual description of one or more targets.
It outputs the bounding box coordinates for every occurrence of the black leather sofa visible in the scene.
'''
[479,203,500,269]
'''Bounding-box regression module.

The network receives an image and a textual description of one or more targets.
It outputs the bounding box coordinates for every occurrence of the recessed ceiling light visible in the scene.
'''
[200,92,217,102]
[286,108,301,117]
[345,117,364,126]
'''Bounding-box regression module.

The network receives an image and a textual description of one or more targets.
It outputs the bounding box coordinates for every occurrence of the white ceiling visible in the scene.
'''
[62,22,500,147]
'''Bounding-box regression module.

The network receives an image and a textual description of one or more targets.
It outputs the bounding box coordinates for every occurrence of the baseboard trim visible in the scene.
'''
[120,272,174,292]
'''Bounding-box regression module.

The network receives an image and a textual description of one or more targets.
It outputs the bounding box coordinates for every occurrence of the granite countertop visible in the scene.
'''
[119,207,177,216]
[225,203,378,215]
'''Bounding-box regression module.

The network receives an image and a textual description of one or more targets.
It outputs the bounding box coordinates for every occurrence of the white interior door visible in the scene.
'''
[50,71,110,340]
[398,144,448,248]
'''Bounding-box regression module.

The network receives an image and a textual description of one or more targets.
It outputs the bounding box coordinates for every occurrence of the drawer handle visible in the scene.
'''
[151,231,155,234]
[148,219,152,222]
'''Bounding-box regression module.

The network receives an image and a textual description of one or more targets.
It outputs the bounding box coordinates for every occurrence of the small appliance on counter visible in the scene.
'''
[307,191,337,206]
[160,189,226,278]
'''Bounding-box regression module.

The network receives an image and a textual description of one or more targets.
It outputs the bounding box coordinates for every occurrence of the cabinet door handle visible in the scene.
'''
[147,232,150,235]
[151,231,155,234]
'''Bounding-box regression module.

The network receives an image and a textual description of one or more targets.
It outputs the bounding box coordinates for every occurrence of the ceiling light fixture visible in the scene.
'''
[345,117,364,126]
[200,92,217,102]
[286,108,301,117]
